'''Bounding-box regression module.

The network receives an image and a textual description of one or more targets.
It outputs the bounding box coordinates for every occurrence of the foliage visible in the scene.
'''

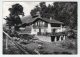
[4,4,24,31]
[30,2,77,29]
[30,2,55,18]
[61,39,77,50]
[53,2,77,29]
[8,3,24,15]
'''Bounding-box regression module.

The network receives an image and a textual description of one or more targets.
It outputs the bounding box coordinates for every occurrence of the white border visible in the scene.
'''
[0,0,80,57]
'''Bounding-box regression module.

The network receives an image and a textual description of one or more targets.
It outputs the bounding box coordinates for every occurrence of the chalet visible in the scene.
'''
[18,14,64,35]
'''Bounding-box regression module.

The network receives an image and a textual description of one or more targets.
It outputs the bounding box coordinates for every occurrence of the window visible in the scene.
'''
[34,29,36,32]
[44,22,48,27]
[51,23,60,27]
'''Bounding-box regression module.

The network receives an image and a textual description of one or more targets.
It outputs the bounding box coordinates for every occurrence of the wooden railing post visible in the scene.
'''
[3,31,30,54]
[6,35,8,50]
[55,36,57,42]
[59,36,62,41]
[63,35,66,40]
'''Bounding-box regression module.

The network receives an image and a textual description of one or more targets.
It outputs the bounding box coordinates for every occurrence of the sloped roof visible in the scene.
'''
[21,15,63,24]
[41,18,63,24]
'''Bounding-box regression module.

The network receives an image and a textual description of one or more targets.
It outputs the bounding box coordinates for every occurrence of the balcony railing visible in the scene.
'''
[33,24,48,28]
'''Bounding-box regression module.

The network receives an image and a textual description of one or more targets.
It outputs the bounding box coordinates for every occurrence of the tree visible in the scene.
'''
[53,2,77,29]
[30,2,77,29]
[30,5,40,17]
[4,3,24,31]
[30,2,47,18]
[30,2,55,18]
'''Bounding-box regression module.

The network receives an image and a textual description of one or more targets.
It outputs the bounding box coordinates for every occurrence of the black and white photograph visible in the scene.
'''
[2,1,77,55]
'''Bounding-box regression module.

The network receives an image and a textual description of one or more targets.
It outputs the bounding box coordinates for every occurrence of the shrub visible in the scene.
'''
[61,39,76,49]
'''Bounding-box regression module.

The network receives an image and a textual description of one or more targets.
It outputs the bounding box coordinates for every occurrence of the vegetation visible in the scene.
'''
[30,2,77,29]
[4,4,24,31]
[3,2,77,54]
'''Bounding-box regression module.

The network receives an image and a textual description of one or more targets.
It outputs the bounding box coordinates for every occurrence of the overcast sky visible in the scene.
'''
[3,2,54,23]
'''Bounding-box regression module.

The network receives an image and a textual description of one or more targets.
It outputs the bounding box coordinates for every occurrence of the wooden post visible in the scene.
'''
[31,24,34,35]
[59,36,62,41]
[63,35,66,40]
[55,36,57,42]
[6,35,8,50]
[47,23,51,33]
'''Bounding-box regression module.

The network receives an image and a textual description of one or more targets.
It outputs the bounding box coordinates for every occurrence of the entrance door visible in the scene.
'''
[39,28,41,35]
[52,29,56,34]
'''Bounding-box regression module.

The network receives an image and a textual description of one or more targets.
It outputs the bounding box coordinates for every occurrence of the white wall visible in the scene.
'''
[47,23,52,33]
[55,27,66,33]
[31,24,37,35]
[31,23,52,34]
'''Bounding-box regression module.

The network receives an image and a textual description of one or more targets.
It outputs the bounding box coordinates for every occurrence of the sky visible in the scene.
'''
[3,2,54,23]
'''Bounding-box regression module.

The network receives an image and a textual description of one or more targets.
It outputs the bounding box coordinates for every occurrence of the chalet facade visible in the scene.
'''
[19,15,64,35]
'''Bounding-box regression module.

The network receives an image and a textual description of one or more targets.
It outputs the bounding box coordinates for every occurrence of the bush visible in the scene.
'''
[66,29,77,39]
[20,34,34,40]
[61,39,76,49]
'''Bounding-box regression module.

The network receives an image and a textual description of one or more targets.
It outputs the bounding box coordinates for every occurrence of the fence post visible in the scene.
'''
[59,36,62,41]
[6,35,8,50]
[55,36,57,42]
[63,35,66,40]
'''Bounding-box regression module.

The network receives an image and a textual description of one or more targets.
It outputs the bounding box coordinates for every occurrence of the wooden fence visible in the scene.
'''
[3,31,40,54]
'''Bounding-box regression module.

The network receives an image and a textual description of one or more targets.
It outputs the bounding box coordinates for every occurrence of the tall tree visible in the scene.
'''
[30,2,77,29]
[30,2,47,18]
[53,2,77,29]
[4,3,24,31]
[30,2,55,18]
[30,5,40,17]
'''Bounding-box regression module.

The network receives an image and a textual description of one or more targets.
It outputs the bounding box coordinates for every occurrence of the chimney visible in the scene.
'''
[50,17,52,20]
